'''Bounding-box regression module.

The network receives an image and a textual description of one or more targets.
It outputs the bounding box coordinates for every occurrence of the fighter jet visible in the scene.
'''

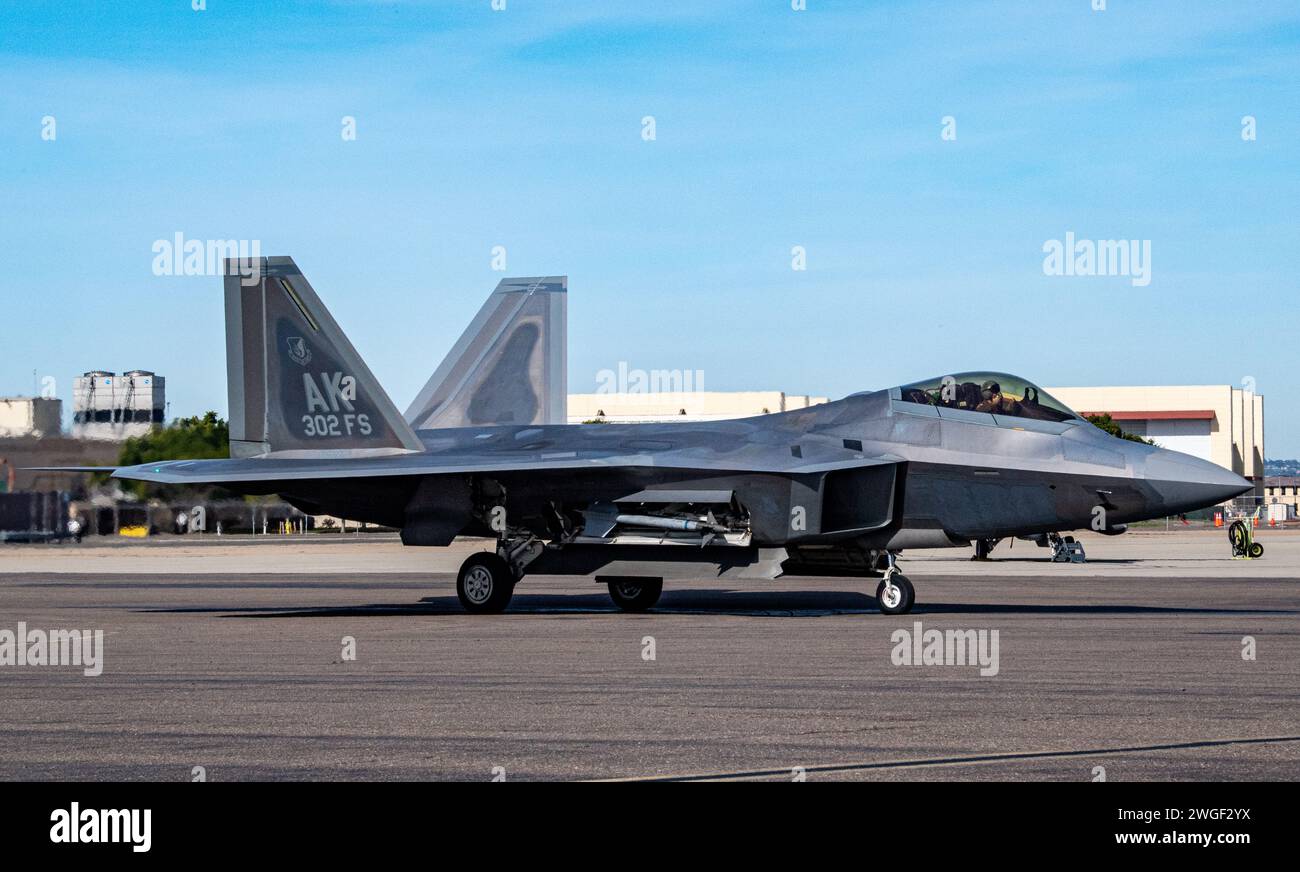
[96,257,1253,615]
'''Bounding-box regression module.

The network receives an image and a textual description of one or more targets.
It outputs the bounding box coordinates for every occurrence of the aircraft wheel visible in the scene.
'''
[876,574,915,615]
[457,553,515,613]
[606,577,663,612]
[1250,542,1264,558]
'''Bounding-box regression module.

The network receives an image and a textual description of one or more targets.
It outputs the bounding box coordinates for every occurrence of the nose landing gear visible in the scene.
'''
[875,552,915,615]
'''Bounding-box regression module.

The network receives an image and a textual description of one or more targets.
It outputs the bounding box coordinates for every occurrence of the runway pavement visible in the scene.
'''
[1,529,1297,781]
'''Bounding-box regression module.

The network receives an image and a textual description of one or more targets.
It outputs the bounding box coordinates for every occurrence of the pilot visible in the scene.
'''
[975,380,1020,415]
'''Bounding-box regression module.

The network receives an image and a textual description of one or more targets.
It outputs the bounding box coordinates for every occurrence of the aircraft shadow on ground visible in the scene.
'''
[142,590,1297,619]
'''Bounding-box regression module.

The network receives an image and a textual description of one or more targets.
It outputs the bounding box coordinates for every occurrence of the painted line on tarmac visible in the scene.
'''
[600,735,1300,782]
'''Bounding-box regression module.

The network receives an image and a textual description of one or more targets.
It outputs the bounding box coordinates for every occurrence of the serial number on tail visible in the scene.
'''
[302,413,373,437]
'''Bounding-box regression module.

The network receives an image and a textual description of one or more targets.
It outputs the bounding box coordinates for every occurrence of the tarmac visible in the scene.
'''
[1,528,1296,781]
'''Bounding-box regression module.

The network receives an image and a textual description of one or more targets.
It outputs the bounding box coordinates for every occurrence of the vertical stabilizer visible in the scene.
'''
[405,276,567,430]
[224,257,423,457]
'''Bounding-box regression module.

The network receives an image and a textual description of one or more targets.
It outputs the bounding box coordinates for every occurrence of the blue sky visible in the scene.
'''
[2,1,1298,453]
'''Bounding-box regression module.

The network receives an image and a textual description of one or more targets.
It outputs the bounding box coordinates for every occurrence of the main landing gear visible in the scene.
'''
[454,532,673,614]
[455,533,544,614]
[875,552,915,615]
[456,552,515,613]
[603,577,664,612]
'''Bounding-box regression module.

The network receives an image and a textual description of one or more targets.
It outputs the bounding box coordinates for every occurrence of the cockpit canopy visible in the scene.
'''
[895,372,1081,424]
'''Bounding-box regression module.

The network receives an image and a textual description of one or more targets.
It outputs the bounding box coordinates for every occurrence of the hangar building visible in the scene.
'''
[1046,385,1264,498]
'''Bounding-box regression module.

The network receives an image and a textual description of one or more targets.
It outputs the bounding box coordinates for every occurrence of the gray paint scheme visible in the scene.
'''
[223,257,423,457]
[114,258,1251,581]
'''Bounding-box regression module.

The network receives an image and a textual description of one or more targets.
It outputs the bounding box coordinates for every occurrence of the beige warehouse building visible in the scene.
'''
[1263,477,1298,520]
[1045,385,1264,495]
[569,391,828,423]
[0,397,62,439]
[569,383,1264,499]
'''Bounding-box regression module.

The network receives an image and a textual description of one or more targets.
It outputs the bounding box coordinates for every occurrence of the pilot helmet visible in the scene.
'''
[981,379,1001,399]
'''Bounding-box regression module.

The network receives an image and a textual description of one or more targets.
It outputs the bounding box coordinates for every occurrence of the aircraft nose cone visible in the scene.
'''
[1144,448,1253,514]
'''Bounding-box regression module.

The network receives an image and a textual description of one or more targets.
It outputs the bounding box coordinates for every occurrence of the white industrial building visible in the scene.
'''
[0,397,63,438]
[71,370,166,441]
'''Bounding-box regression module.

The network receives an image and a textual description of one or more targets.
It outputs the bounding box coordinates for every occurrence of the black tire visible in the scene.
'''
[876,574,915,615]
[456,552,515,614]
[1250,542,1264,558]
[606,577,663,612]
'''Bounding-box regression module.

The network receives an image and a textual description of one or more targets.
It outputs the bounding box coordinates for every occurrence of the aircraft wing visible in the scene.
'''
[110,444,898,485]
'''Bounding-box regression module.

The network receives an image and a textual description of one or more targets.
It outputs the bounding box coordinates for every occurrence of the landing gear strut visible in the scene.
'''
[455,531,544,614]
[971,538,1000,561]
[875,552,915,615]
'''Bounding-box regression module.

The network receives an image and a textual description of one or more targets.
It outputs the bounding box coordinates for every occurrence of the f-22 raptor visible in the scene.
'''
[100,257,1252,615]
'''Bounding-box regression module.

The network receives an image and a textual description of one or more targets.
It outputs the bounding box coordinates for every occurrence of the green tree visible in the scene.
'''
[1085,413,1155,445]
[104,412,231,499]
